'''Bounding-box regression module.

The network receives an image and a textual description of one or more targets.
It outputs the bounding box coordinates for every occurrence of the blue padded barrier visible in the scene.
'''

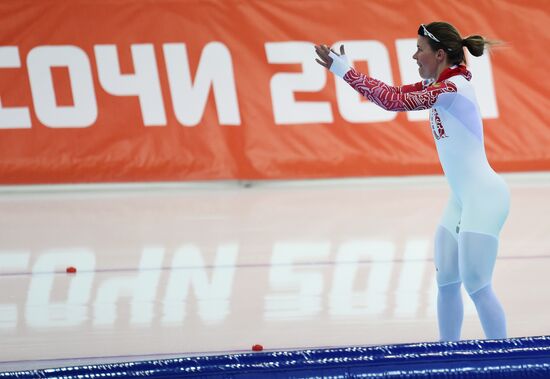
[2,335,550,378]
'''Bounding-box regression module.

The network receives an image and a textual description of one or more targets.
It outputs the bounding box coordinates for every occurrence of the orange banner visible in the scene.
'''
[0,0,548,184]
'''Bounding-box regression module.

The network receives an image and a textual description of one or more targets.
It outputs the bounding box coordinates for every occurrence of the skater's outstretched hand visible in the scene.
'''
[314,44,350,78]
[314,44,345,69]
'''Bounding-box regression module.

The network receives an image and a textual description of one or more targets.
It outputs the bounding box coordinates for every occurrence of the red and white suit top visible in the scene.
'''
[342,65,509,237]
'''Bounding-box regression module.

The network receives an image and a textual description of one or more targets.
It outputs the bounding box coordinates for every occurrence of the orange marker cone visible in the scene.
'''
[252,344,263,352]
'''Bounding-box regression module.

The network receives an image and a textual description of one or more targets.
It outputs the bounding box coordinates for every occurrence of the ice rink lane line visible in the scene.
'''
[1,254,548,278]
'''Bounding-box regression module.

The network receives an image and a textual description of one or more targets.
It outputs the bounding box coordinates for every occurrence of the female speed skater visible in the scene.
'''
[315,22,509,341]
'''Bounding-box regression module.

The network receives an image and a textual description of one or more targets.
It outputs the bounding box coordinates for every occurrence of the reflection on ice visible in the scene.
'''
[0,238,472,330]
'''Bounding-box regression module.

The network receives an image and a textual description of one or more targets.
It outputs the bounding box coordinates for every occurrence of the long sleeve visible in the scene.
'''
[343,68,457,112]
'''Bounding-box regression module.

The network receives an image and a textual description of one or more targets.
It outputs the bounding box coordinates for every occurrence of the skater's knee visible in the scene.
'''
[461,266,491,295]
[437,269,461,287]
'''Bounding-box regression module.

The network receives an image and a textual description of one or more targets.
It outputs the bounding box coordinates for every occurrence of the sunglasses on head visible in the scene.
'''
[418,24,441,42]
[418,24,452,52]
